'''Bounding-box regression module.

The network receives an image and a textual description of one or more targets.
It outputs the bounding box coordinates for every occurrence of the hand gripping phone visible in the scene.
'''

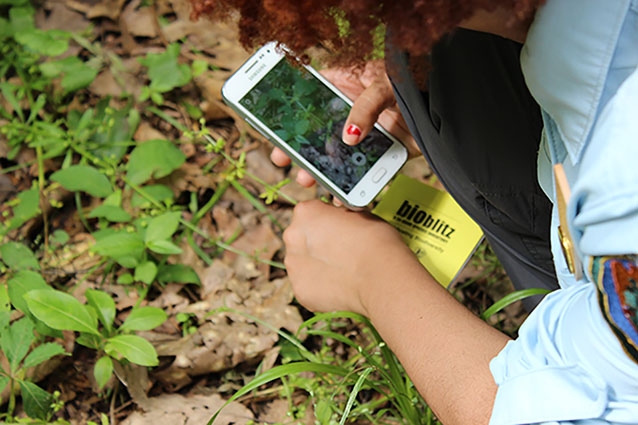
[221,43,408,208]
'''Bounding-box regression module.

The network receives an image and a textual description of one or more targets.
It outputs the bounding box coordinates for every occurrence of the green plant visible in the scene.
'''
[0,317,67,422]
[23,288,166,389]
[207,309,439,425]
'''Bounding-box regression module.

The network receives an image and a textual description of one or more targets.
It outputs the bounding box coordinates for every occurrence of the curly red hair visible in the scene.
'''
[190,0,543,68]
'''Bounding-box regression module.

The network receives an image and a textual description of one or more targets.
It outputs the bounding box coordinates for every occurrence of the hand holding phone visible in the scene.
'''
[271,63,419,189]
[222,44,408,208]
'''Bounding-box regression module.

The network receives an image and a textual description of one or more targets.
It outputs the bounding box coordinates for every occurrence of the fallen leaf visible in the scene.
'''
[121,393,253,425]
[121,0,158,38]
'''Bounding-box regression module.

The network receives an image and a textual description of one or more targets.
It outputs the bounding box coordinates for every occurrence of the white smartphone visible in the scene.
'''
[221,43,408,208]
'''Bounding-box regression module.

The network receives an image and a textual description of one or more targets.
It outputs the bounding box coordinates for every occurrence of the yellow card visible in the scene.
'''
[372,175,483,288]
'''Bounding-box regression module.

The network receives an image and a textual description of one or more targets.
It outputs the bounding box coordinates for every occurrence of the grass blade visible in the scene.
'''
[480,288,552,320]
[207,362,349,425]
[339,367,374,425]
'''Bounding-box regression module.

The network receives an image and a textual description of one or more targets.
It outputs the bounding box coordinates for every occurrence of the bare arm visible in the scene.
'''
[284,201,510,425]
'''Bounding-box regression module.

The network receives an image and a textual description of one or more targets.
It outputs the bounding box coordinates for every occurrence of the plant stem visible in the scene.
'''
[36,146,50,255]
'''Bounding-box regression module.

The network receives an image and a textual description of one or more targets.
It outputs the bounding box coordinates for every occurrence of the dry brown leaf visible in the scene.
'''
[89,68,141,98]
[113,361,153,409]
[134,122,167,142]
[226,220,282,279]
[38,1,90,32]
[153,271,301,388]
[212,201,241,241]
[121,393,253,425]
[121,0,158,38]
[258,398,316,425]
[65,0,126,20]
[245,144,285,187]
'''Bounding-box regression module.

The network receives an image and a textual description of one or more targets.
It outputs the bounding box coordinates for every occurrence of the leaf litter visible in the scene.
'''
[0,0,527,422]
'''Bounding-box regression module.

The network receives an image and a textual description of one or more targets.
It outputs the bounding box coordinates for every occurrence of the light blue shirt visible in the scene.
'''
[488,1,638,424]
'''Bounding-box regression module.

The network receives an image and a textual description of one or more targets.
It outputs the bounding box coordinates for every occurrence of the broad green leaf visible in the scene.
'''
[85,289,115,330]
[134,261,157,285]
[5,189,40,230]
[8,6,34,33]
[131,184,174,208]
[76,333,101,349]
[0,242,39,270]
[20,381,52,420]
[0,312,9,331]
[147,239,182,255]
[50,165,112,197]
[157,264,201,285]
[0,376,9,394]
[7,270,49,314]
[23,342,66,369]
[117,273,134,285]
[88,205,132,223]
[0,317,34,373]
[50,229,70,246]
[191,59,208,77]
[94,356,113,389]
[120,307,166,332]
[25,289,99,336]
[138,43,191,92]
[144,212,181,243]
[105,335,158,366]
[0,285,9,312]
[15,28,68,56]
[91,232,145,265]
[61,62,98,94]
[125,139,185,185]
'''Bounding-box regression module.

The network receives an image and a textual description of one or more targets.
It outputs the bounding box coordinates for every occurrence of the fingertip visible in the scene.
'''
[342,123,362,146]
[271,148,291,167]
[296,170,316,187]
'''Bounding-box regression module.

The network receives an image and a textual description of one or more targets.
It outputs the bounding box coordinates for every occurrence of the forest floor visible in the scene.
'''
[0,0,529,424]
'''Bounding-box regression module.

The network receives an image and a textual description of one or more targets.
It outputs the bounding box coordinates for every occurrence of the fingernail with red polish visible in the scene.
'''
[343,124,361,145]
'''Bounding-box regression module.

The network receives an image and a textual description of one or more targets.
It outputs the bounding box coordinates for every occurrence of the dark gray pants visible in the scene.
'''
[388,29,559,310]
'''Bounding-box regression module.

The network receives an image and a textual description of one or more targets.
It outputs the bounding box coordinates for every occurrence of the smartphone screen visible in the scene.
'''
[239,60,393,193]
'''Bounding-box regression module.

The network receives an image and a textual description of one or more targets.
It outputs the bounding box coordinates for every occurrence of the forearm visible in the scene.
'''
[361,260,510,425]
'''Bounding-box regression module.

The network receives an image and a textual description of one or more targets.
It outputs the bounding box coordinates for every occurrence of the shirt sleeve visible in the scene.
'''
[489,65,638,425]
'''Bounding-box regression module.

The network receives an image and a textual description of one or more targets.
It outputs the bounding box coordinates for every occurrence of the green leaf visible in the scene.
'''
[147,239,182,255]
[0,284,10,313]
[134,261,157,285]
[91,232,145,266]
[51,165,112,197]
[15,28,68,56]
[0,312,9,331]
[138,43,191,92]
[50,229,70,246]
[105,335,158,366]
[20,381,52,420]
[120,307,167,332]
[0,317,34,373]
[88,205,132,223]
[117,273,134,285]
[76,333,101,349]
[480,288,552,320]
[23,342,67,369]
[61,62,98,94]
[157,264,201,285]
[0,376,9,394]
[5,189,40,230]
[144,212,181,243]
[7,270,49,314]
[0,242,39,270]
[131,184,174,208]
[85,289,116,330]
[191,59,208,77]
[339,367,374,425]
[25,289,100,336]
[94,356,113,390]
[125,139,185,185]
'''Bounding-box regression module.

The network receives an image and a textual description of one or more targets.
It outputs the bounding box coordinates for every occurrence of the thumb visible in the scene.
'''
[342,76,396,146]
